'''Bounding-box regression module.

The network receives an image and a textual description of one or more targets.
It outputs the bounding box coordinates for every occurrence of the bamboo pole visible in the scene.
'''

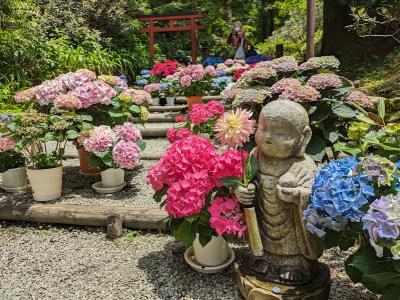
[306,0,316,59]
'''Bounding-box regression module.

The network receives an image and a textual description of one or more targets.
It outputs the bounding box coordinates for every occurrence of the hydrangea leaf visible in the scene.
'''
[380,284,400,300]
[332,102,357,118]
[172,219,197,247]
[305,132,326,162]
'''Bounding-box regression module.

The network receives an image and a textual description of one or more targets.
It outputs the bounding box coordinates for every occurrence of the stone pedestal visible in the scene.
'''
[236,262,331,300]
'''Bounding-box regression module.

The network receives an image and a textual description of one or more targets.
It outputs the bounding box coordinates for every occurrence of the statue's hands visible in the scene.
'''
[235,183,256,207]
[277,168,313,203]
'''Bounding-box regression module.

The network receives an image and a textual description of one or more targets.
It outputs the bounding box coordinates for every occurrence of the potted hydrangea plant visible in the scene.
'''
[144,83,161,105]
[0,136,26,191]
[84,122,145,192]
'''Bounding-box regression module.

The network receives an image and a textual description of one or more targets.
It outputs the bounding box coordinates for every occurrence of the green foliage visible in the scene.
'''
[0,151,26,173]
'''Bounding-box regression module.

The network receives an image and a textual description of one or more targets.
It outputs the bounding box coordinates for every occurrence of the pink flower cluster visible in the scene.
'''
[222,88,243,101]
[98,75,128,90]
[144,83,161,94]
[171,64,216,88]
[119,89,152,105]
[72,80,116,108]
[175,114,188,123]
[279,85,321,103]
[267,56,299,73]
[84,125,117,153]
[112,140,140,169]
[307,74,343,90]
[117,122,142,142]
[0,137,16,152]
[147,135,246,218]
[166,128,192,144]
[211,149,248,186]
[270,78,302,94]
[225,59,234,66]
[14,87,36,104]
[204,66,217,77]
[150,60,178,77]
[189,101,224,125]
[208,196,246,237]
[54,94,82,110]
[345,91,375,108]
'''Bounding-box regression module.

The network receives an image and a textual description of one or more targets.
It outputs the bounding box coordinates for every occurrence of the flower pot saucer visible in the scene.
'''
[92,181,126,194]
[0,185,29,193]
[184,246,235,274]
[79,170,101,177]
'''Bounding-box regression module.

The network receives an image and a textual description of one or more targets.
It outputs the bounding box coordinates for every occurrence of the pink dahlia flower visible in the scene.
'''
[270,78,302,94]
[345,91,375,108]
[180,75,192,87]
[118,122,141,142]
[0,137,16,152]
[307,74,343,90]
[208,196,246,237]
[165,171,213,218]
[84,125,116,153]
[14,87,36,104]
[112,140,140,169]
[166,128,192,144]
[279,85,321,103]
[54,94,82,111]
[215,109,256,148]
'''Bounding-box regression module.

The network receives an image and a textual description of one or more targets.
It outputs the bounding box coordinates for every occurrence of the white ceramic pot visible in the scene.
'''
[152,97,160,106]
[192,234,229,267]
[27,166,63,202]
[101,168,125,188]
[1,167,27,188]
[166,97,175,106]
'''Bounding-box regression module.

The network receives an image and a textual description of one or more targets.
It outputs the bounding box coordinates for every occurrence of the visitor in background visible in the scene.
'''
[227,21,248,60]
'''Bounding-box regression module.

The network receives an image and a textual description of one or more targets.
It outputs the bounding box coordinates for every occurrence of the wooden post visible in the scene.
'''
[275,44,284,57]
[306,0,316,59]
[106,214,123,239]
[149,21,155,63]
[190,17,197,63]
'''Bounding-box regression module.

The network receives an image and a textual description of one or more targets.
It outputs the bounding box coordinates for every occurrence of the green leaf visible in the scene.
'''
[136,140,146,151]
[218,176,243,188]
[333,142,362,156]
[109,111,124,118]
[305,132,326,162]
[172,220,197,247]
[42,132,55,142]
[128,104,141,113]
[80,115,93,122]
[309,103,332,124]
[112,99,121,108]
[49,115,63,123]
[356,113,378,125]
[323,228,358,250]
[66,130,79,140]
[244,154,259,184]
[381,284,400,300]
[153,186,167,204]
[81,122,93,131]
[332,103,357,118]
[378,99,386,122]
[362,272,400,294]
[322,122,339,143]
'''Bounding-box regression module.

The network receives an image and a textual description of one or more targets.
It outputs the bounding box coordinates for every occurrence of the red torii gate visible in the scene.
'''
[138,13,206,63]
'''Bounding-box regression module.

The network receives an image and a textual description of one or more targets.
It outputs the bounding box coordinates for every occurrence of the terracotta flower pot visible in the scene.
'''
[192,234,229,267]
[78,148,101,175]
[27,166,63,202]
[186,96,203,110]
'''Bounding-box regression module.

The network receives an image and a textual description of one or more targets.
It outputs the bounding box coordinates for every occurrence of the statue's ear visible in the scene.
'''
[297,126,312,157]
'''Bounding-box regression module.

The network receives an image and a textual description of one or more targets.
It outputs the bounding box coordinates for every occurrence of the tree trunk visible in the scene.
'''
[258,0,275,41]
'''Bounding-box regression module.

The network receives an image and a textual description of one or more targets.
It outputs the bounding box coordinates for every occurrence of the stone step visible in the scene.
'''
[139,123,174,138]
[148,105,187,113]
[148,112,180,123]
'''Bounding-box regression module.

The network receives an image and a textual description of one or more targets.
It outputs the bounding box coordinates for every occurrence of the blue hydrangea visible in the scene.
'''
[136,79,148,86]
[140,69,150,75]
[203,57,224,66]
[304,157,375,237]
[211,76,232,90]
[245,55,272,65]
[119,74,127,82]
[0,113,11,123]
[159,83,170,90]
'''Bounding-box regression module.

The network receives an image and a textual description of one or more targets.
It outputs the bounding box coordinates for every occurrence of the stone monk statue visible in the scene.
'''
[235,100,330,299]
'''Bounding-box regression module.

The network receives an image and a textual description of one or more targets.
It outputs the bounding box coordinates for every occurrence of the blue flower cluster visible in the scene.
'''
[203,57,224,66]
[304,157,375,237]
[0,113,12,123]
[211,76,232,91]
[135,70,151,86]
[245,55,272,65]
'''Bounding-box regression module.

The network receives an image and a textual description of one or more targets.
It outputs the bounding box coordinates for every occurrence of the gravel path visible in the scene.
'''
[0,159,159,208]
[0,223,377,300]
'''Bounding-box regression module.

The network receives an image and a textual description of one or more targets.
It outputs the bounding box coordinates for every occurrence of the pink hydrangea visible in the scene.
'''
[92,80,117,105]
[112,140,140,169]
[120,89,152,105]
[307,74,343,90]
[208,196,246,237]
[84,125,117,153]
[279,85,321,103]
[268,56,299,73]
[14,87,36,103]
[144,83,161,94]
[222,88,242,101]
[192,68,205,81]
[345,91,375,108]
[211,149,247,186]
[118,122,141,142]
[166,128,192,144]
[35,79,67,106]
[206,100,225,117]
[204,65,217,77]
[189,103,213,125]
[0,137,16,152]
[180,75,192,87]
[74,69,97,82]
[225,59,234,66]
[72,81,116,108]
[54,94,82,110]
[270,78,302,94]
[165,171,214,218]
[175,114,188,123]
[146,135,217,191]
[58,70,95,91]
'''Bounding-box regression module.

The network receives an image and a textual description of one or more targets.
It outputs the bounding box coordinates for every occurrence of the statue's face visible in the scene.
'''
[255,115,302,159]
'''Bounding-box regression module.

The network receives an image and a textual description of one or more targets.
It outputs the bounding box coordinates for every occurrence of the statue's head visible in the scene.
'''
[233,21,243,33]
[255,100,311,159]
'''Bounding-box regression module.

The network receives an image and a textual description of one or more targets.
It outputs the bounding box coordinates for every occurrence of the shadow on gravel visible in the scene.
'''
[137,241,247,299]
